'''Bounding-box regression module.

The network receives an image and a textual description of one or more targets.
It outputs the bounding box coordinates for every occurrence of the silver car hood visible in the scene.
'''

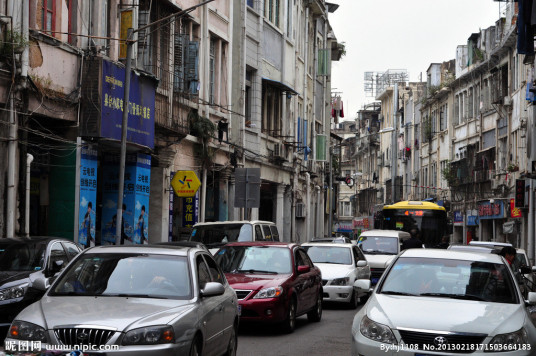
[368,294,527,335]
[19,296,194,331]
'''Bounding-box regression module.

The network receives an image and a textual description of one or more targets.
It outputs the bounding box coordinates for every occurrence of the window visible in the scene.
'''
[62,242,81,259]
[173,21,199,95]
[49,242,68,269]
[209,37,215,104]
[454,94,460,126]
[270,226,280,241]
[204,254,225,285]
[196,255,211,290]
[265,0,280,27]
[255,225,263,241]
[439,104,448,132]
[262,225,272,240]
[247,0,254,8]
[245,70,253,126]
[41,0,55,33]
[262,83,282,136]
[286,0,292,38]
[339,201,352,217]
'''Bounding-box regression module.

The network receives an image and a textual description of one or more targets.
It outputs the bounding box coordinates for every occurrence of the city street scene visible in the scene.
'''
[1,0,536,355]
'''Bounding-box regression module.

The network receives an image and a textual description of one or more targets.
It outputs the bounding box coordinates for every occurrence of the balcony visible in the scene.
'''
[154,93,189,138]
[473,169,495,183]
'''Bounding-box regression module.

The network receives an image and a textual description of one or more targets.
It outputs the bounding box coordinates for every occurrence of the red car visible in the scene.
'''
[214,241,323,333]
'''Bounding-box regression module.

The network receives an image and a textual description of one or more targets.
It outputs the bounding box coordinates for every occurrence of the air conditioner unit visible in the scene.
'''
[296,202,306,218]
[307,160,315,172]
[273,143,284,159]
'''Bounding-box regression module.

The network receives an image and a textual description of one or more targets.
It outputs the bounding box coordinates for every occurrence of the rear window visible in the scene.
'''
[190,223,253,248]
[269,226,280,241]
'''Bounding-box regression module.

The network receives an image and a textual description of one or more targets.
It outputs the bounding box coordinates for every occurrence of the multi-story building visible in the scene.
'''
[0,0,341,244]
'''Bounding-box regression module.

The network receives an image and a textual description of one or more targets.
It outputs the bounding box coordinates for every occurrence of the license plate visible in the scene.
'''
[237,304,241,316]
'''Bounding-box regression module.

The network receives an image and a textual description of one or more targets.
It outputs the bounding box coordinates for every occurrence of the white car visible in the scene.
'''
[357,230,411,285]
[351,248,536,355]
[302,242,370,308]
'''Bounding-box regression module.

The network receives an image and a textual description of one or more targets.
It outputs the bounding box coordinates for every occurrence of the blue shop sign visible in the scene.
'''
[478,200,505,220]
[467,216,479,226]
[453,211,463,224]
[101,60,156,148]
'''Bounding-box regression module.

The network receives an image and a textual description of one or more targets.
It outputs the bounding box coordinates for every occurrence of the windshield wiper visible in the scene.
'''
[381,290,417,296]
[236,269,278,274]
[419,293,486,301]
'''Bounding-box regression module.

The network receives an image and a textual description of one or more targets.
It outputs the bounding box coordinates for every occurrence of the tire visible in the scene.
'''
[307,293,322,322]
[349,289,359,309]
[189,336,201,356]
[282,299,297,333]
[224,325,237,356]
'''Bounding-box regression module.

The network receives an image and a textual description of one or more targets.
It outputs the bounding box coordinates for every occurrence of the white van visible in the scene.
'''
[188,220,279,254]
[357,229,411,285]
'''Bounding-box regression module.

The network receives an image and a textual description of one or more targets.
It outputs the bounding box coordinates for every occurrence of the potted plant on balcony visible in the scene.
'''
[507,163,519,172]
[404,147,411,159]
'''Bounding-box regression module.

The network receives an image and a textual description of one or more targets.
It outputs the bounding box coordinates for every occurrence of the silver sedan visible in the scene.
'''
[5,245,239,356]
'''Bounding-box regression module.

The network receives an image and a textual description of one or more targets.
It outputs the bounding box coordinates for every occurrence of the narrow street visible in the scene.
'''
[237,303,360,356]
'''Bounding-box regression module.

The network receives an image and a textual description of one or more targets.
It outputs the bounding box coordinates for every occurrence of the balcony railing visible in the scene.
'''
[473,169,495,183]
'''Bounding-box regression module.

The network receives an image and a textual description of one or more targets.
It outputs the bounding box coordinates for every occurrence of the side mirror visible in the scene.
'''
[356,260,367,268]
[31,276,50,291]
[297,265,310,274]
[526,292,536,304]
[200,282,225,297]
[354,279,371,291]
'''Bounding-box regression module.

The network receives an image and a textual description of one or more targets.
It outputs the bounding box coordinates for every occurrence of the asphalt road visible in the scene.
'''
[236,302,361,356]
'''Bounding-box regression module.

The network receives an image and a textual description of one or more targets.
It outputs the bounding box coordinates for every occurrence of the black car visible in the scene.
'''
[0,237,82,339]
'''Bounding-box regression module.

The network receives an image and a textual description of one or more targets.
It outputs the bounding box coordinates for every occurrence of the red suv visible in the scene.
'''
[214,241,323,333]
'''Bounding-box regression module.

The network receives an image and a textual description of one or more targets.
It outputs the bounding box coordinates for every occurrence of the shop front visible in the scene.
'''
[477,200,507,242]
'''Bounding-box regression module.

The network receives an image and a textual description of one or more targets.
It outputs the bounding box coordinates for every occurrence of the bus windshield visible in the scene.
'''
[381,203,447,247]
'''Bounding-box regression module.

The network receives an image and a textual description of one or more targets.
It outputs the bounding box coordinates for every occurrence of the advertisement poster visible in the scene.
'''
[79,143,97,248]
[101,154,136,245]
[182,192,199,229]
[132,154,151,244]
[101,59,156,148]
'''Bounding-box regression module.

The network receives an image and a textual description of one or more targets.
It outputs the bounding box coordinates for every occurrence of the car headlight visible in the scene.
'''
[487,328,528,352]
[122,325,175,345]
[0,282,29,301]
[253,286,283,299]
[331,277,350,286]
[359,315,397,345]
[9,320,47,342]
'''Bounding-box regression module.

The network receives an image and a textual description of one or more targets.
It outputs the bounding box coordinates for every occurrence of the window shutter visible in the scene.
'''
[186,40,199,94]
[173,34,187,93]
[137,10,151,71]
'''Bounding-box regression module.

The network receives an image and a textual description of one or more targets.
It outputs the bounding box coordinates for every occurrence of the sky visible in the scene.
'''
[329,0,506,121]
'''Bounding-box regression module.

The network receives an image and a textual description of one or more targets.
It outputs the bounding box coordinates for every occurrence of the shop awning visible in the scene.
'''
[262,78,299,95]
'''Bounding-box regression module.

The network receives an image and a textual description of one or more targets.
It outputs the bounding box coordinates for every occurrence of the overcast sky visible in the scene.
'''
[329,0,506,120]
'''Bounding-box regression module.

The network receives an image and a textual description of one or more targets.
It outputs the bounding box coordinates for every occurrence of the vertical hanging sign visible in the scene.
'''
[119,9,133,59]
[133,154,151,244]
[183,192,199,228]
[78,143,97,248]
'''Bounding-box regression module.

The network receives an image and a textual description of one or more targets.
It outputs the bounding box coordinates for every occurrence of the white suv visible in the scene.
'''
[188,220,279,254]
[357,229,411,285]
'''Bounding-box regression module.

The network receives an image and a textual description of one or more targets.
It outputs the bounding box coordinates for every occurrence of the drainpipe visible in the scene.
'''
[25,154,33,237]
[305,172,310,243]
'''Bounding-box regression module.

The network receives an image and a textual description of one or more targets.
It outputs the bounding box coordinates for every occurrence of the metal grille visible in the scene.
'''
[235,290,252,300]
[54,328,116,346]
[398,329,487,354]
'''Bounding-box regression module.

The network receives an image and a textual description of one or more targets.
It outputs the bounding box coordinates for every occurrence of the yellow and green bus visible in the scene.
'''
[380,201,450,247]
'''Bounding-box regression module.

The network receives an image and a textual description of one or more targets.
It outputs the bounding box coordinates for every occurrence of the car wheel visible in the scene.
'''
[189,336,201,356]
[282,299,297,333]
[224,325,237,356]
[349,289,359,309]
[307,293,322,322]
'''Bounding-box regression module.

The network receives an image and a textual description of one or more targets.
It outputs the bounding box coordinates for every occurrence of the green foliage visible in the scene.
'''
[441,162,459,187]
[1,30,28,57]
[188,109,216,168]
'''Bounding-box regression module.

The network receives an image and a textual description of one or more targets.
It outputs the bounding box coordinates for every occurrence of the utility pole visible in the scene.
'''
[329,146,333,237]
[115,0,215,244]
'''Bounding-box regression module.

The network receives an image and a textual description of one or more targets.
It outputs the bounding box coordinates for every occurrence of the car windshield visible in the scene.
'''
[0,241,46,272]
[215,246,292,274]
[303,246,352,265]
[190,224,253,248]
[50,253,191,299]
[380,257,518,304]
[358,236,398,255]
